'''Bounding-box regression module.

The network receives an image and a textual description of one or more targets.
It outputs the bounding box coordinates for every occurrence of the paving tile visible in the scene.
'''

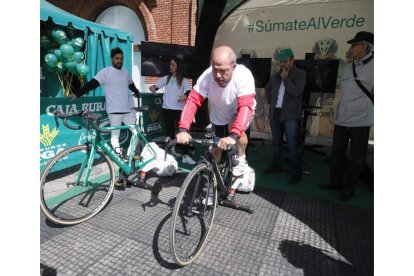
[40,175,373,275]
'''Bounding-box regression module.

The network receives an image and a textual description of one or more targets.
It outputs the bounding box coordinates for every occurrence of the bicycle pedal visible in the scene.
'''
[125,181,132,188]
[133,155,142,161]
[114,182,125,190]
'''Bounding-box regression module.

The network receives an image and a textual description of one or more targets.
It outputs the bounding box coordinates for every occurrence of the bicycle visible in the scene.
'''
[169,133,254,266]
[40,106,158,225]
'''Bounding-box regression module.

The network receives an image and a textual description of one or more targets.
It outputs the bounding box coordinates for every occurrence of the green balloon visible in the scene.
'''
[64,60,77,72]
[56,61,65,73]
[71,37,85,51]
[73,51,84,63]
[52,28,68,45]
[77,64,89,76]
[44,53,58,68]
[53,49,62,60]
[60,44,74,59]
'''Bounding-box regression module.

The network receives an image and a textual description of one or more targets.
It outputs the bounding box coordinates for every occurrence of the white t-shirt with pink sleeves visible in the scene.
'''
[194,64,255,125]
[94,66,134,113]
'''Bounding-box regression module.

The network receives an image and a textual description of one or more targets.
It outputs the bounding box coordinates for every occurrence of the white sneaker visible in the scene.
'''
[232,155,247,177]
[202,196,213,206]
[182,155,196,165]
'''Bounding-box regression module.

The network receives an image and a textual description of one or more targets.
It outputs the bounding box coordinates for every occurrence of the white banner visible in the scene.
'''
[214,0,373,139]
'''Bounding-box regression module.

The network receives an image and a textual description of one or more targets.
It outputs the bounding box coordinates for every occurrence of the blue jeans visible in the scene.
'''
[269,108,302,176]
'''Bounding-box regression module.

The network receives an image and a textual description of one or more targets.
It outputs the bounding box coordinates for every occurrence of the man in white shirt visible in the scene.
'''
[69,47,141,187]
[176,46,256,182]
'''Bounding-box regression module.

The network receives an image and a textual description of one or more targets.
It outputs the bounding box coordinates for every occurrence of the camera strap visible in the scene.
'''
[352,55,374,105]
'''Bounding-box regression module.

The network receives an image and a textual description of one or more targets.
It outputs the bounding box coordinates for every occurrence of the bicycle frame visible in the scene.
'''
[199,145,233,199]
[76,124,157,186]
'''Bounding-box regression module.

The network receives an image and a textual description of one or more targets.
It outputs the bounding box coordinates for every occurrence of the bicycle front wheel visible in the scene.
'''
[40,145,115,225]
[170,163,218,266]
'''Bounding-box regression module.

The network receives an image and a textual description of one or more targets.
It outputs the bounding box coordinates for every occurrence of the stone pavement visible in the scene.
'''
[40,171,373,276]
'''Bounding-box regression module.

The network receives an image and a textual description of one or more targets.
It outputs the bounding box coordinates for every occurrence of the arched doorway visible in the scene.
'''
[95,6,146,92]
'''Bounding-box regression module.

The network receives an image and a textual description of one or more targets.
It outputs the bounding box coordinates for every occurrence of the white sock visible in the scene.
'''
[237,155,246,162]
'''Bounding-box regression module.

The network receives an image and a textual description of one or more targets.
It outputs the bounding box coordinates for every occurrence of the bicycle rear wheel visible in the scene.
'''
[169,163,218,266]
[40,145,115,225]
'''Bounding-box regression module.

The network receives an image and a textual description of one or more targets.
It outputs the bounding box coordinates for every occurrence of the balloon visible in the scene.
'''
[41,35,50,49]
[56,61,65,73]
[60,44,74,59]
[67,40,75,49]
[64,61,77,73]
[73,51,84,63]
[77,64,89,76]
[52,28,69,45]
[71,37,85,51]
[53,49,62,60]
[44,53,58,68]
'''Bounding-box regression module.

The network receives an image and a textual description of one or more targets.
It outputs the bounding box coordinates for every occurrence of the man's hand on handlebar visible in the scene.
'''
[217,136,236,151]
[176,132,192,144]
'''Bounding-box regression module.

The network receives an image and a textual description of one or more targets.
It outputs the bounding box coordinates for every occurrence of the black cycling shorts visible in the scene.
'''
[212,124,251,138]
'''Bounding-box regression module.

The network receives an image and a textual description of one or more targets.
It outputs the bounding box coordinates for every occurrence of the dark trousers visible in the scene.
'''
[330,124,370,192]
[162,108,181,139]
[269,108,302,176]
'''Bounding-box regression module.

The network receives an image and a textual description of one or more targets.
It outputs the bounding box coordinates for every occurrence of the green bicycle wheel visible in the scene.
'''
[40,145,115,225]
[169,163,218,266]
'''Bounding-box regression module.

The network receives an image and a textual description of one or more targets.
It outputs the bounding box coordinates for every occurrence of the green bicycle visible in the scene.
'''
[40,107,157,225]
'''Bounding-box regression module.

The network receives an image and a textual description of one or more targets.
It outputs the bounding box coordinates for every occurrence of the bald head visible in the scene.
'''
[211,46,237,87]
[211,46,237,66]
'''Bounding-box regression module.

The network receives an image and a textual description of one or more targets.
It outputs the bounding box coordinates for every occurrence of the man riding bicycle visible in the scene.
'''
[176,45,256,179]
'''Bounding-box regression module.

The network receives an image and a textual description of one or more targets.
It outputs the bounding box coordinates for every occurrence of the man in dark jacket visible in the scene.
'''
[263,48,306,184]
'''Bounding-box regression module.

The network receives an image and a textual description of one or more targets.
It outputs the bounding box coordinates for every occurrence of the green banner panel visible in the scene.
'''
[40,95,166,172]
[140,93,165,141]
[40,96,130,171]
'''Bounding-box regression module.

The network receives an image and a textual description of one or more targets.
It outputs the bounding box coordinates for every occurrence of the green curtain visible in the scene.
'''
[84,29,133,97]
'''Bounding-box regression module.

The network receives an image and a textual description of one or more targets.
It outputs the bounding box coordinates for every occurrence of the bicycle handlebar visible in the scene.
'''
[53,109,111,134]
[53,110,83,130]
[131,105,149,112]
[167,137,237,153]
